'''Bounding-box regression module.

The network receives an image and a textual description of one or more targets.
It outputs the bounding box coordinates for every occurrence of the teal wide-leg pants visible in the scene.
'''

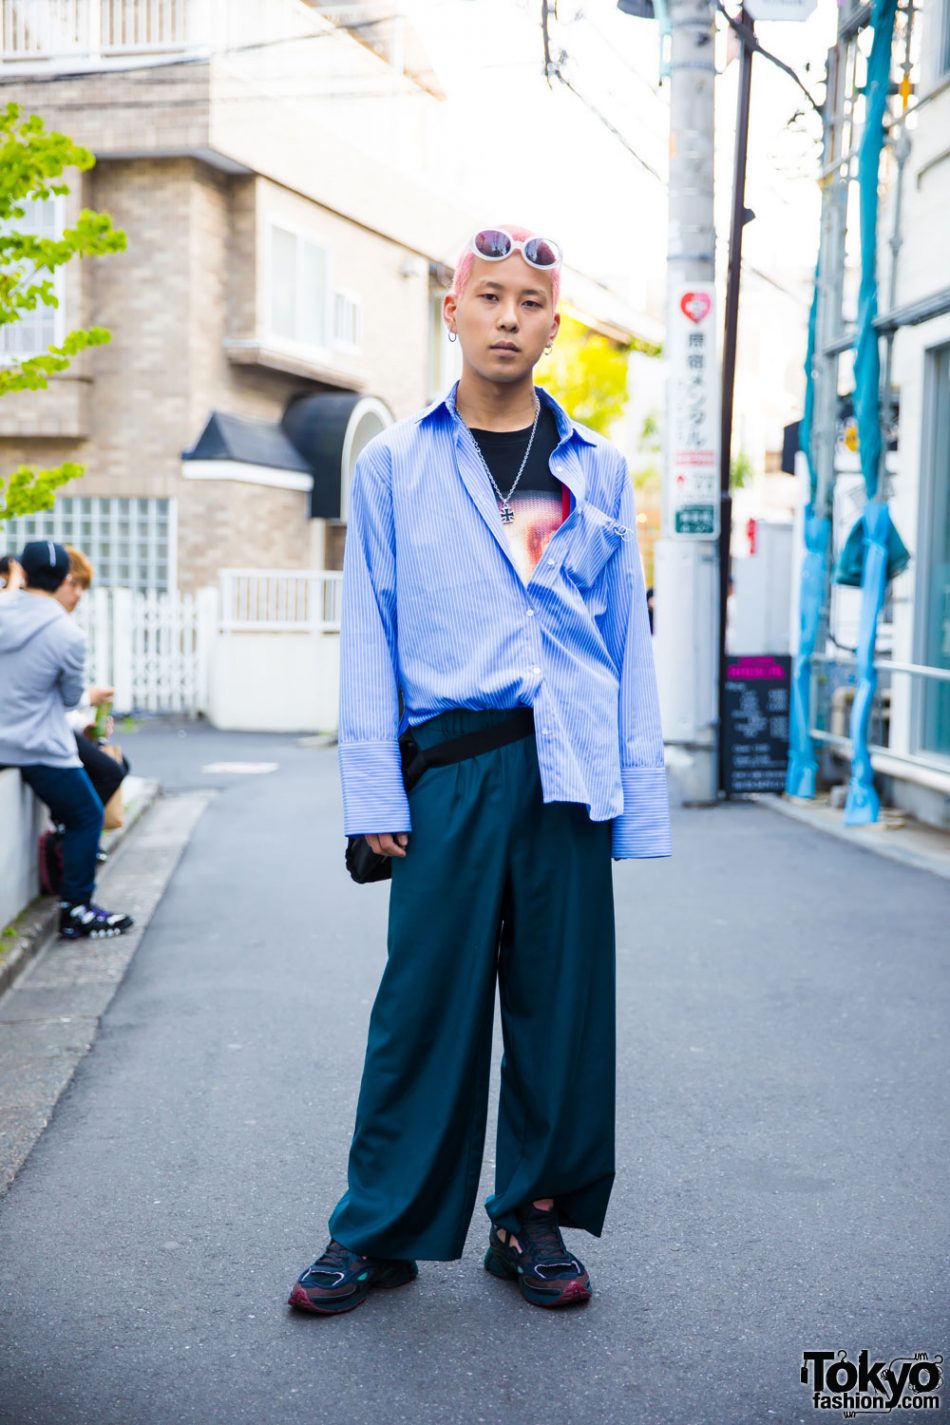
[327,707,617,1262]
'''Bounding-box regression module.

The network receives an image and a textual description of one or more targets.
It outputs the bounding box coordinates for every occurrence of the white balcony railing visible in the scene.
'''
[219,568,343,633]
[0,0,322,66]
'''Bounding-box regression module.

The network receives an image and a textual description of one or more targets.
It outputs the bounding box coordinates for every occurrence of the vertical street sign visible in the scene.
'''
[667,282,720,537]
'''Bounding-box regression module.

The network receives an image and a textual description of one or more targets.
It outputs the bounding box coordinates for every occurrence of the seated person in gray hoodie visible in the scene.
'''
[0,540,134,940]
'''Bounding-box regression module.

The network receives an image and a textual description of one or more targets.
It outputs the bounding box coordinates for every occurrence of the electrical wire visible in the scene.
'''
[549,65,666,181]
[565,8,662,101]
[710,0,823,114]
[540,0,665,182]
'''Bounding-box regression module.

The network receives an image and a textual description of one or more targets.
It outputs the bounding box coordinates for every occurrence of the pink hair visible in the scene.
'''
[449,224,561,309]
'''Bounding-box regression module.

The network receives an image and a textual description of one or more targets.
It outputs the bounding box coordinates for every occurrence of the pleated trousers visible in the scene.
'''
[328,706,617,1261]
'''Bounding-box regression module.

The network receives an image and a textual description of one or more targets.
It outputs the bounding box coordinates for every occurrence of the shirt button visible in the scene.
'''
[529,665,541,676]
[526,608,535,618]
[547,558,555,567]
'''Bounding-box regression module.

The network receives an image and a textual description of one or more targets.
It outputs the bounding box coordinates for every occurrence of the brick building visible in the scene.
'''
[0,0,469,591]
[0,0,658,602]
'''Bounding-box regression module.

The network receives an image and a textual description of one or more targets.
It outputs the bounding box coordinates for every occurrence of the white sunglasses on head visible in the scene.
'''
[469,228,562,270]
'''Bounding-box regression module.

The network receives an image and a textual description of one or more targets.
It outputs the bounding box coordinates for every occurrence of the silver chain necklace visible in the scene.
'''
[466,394,542,524]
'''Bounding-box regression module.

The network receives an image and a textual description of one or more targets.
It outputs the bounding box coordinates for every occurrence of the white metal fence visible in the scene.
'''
[71,570,341,717]
[219,568,343,633]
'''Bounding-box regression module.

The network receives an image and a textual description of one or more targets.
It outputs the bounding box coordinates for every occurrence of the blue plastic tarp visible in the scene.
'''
[787,507,832,798]
[786,277,826,798]
[843,0,899,824]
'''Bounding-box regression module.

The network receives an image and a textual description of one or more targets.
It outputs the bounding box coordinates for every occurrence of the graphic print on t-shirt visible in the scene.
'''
[468,402,565,584]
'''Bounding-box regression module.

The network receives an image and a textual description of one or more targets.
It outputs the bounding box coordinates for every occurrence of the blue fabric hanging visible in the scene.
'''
[834,502,910,586]
[844,500,892,822]
[843,0,900,825]
[786,279,831,798]
[787,506,832,797]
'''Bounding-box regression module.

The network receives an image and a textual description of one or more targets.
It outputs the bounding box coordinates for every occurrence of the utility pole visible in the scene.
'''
[652,0,720,806]
[717,9,755,795]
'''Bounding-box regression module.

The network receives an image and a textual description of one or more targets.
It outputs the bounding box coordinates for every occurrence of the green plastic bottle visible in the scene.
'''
[92,699,112,742]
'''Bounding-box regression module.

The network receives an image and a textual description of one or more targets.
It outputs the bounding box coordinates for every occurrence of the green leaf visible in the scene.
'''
[0,106,125,525]
[0,461,85,520]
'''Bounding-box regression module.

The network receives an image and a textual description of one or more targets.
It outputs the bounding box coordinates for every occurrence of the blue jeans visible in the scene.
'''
[19,764,103,905]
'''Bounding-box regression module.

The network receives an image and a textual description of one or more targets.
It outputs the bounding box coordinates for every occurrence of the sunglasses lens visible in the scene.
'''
[473,228,512,259]
[524,238,560,268]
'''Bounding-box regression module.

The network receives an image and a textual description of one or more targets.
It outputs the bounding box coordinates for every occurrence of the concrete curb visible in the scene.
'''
[754,791,950,882]
[0,789,213,1196]
[0,776,161,1002]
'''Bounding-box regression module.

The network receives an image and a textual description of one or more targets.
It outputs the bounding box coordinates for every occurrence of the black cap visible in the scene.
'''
[19,540,71,580]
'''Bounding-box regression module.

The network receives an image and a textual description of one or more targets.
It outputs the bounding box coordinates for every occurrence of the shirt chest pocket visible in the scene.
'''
[560,501,631,588]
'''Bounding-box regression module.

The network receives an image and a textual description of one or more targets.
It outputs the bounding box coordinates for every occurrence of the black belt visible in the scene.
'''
[399,706,535,792]
[346,707,536,884]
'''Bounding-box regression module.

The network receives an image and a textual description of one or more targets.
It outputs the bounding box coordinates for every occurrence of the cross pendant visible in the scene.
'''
[500,503,514,524]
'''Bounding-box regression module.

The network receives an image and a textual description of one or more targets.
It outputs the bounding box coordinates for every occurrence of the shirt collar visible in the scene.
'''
[414,379,597,447]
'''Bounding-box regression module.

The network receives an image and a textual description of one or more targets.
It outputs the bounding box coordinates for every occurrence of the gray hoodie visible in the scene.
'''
[0,590,86,768]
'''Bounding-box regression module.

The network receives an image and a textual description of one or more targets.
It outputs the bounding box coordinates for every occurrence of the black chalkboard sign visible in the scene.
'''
[722,654,791,795]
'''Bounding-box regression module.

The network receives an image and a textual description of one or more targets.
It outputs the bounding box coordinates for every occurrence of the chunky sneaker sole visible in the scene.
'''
[288,1247,418,1316]
[484,1223,592,1308]
[58,903,135,940]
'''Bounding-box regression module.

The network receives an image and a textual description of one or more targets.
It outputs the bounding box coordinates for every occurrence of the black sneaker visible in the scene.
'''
[484,1203,592,1307]
[288,1238,418,1315]
[58,901,135,940]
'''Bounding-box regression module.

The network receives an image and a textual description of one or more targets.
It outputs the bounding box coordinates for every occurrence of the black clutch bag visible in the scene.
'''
[345,730,424,884]
[343,709,536,884]
[345,833,393,884]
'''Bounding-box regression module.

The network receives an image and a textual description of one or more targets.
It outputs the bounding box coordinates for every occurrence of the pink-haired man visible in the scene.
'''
[290,225,671,1316]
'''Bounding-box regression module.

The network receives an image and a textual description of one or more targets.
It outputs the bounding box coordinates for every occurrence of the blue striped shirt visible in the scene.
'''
[338,378,672,859]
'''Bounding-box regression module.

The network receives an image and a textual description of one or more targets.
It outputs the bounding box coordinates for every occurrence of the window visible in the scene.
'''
[0,195,65,361]
[267,224,331,350]
[5,497,174,593]
[918,344,950,758]
[333,290,362,351]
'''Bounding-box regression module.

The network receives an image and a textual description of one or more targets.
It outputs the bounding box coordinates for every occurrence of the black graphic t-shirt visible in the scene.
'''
[467,402,566,584]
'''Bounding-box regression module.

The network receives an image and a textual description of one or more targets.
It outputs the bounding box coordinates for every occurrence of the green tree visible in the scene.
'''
[632,408,662,495]
[0,102,126,521]
[537,312,633,434]
[729,447,754,490]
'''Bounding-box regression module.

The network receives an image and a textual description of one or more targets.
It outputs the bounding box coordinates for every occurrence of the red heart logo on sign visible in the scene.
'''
[680,291,711,324]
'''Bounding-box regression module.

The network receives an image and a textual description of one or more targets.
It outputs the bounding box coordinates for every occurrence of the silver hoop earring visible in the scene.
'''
[447,330,458,343]
[544,342,554,354]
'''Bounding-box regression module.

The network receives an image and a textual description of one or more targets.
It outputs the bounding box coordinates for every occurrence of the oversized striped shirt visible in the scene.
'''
[338,378,672,859]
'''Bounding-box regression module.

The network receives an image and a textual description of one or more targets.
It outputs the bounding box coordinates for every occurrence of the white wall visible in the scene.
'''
[0,769,47,929]
[207,631,340,734]
[729,520,794,655]
[878,59,950,822]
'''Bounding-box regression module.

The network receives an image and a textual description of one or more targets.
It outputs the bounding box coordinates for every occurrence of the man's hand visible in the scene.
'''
[365,832,409,858]
[89,685,115,706]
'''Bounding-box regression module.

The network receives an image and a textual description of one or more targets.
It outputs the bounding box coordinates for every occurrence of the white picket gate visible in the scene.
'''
[72,571,343,721]
[75,586,215,716]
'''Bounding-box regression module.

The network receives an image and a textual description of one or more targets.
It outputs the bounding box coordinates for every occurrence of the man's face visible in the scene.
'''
[55,573,85,613]
[445,255,559,382]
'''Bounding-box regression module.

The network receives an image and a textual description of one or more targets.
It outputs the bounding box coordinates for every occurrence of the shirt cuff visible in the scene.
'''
[339,740,412,836]
[611,766,672,859]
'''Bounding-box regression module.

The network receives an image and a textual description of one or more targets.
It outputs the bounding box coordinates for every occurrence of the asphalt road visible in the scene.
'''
[0,721,947,1425]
